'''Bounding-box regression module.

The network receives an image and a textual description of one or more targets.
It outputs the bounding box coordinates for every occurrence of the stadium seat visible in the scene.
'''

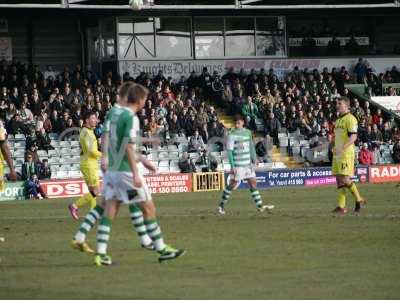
[60,148,70,155]
[158,160,169,168]
[71,148,80,156]
[158,165,170,173]
[50,140,60,147]
[59,165,71,171]
[56,171,69,179]
[69,170,81,178]
[70,140,79,147]
[14,134,25,141]
[48,157,60,165]
[255,118,265,132]
[14,141,25,149]
[70,164,80,171]
[48,149,59,157]
[167,145,178,151]
[48,133,58,140]
[60,141,70,148]
[178,143,188,153]
[168,151,179,159]
[70,156,80,164]
[158,151,169,160]
[50,165,59,172]
[14,158,24,166]
[13,149,25,158]
[279,137,289,147]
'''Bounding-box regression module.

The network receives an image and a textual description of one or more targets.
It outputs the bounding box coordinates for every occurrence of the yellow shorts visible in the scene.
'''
[0,163,4,191]
[332,154,355,177]
[81,165,100,187]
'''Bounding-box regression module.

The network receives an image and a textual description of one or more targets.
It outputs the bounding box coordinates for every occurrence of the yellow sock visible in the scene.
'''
[88,192,97,209]
[337,187,347,208]
[347,183,362,202]
[74,193,90,208]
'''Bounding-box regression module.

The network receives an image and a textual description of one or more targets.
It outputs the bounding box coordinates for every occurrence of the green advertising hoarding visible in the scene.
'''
[0,181,26,202]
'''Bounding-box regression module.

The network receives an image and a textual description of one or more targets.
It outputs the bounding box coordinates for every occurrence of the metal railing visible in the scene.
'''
[192,171,225,192]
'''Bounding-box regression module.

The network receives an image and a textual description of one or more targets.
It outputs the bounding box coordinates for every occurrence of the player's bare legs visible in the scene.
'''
[333,175,365,214]
[69,185,99,220]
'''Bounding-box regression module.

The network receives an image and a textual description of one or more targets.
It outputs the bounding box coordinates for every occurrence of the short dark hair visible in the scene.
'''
[83,110,96,121]
[233,114,245,122]
[339,96,351,105]
[126,84,149,104]
[119,81,135,99]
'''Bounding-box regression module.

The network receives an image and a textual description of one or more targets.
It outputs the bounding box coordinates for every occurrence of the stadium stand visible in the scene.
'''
[0,58,399,179]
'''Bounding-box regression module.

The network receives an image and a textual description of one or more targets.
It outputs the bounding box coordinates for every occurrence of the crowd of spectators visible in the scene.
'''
[0,58,227,178]
[202,61,400,164]
[1,57,400,177]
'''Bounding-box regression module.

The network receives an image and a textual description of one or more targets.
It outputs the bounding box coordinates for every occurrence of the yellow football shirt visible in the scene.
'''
[334,112,358,158]
[80,127,101,168]
[0,127,5,162]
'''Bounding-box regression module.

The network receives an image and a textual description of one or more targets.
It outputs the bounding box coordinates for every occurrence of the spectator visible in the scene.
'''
[264,112,281,145]
[392,140,400,163]
[195,148,218,172]
[178,152,196,173]
[25,128,38,150]
[26,174,47,199]
[241,96,259,131]
[358,143,374,165]
[21,153,40,180]
[353,58,367,83]
[188,129,205,153]
[199,123,209,144]
[38,159,52,180]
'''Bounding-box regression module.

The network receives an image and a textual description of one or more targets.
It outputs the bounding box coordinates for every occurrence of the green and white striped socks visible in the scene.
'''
[219,186,233,208]
[128,204,152,246]
[74,205,104,243]
[144,219,166,252]
[97,217,112,255]
[250,188,263,208]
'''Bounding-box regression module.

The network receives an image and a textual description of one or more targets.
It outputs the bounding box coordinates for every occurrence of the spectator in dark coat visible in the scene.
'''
[264,112,281,145]
[209,121,225,139]
[26,174,47,199]
[36,128,54,151]
[21,154,40,180]
[38,159,52,180]
[392,140,400,163]
[178,152,196,173]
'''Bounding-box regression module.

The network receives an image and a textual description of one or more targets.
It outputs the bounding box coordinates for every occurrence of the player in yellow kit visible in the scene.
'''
[332,97,366,214]
[68,111,102,220]
[0,122,17,190]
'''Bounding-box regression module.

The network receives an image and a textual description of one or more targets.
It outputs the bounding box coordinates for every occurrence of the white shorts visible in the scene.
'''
[103,171,152,204]
[232,166,256,181]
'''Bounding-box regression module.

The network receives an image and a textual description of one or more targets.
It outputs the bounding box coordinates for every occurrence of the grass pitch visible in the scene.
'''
[0,183,399,300]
